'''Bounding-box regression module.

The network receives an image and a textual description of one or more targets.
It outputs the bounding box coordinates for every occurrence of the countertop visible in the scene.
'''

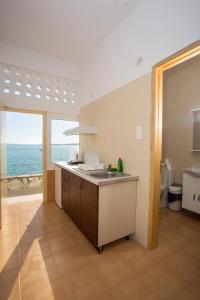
[183,167,200,178]
[55,161,139,186]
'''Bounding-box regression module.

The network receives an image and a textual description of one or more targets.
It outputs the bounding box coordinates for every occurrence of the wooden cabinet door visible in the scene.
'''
[81,179,98,246]
[182,174,197,212]
[69,173,81,226]
[62,169,70,213]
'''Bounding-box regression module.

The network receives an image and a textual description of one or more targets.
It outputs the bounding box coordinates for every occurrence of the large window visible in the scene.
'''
[51,119,79,163]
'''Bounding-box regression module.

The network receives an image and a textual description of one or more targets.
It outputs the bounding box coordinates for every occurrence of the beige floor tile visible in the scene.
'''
[0,235,19,253]
[162,251,200,284]
[183,240,200,262]
[20,255,59,284]
[92,251,133,286]
[0,267,21,300]
[118,244,155,274]
[1,201,200,300]
[19,238,52,264]
[62,264,112,300]
[18,208,40,217]
[143,262,190,300]
[47,229,88,255]
[1,215,18,226]
[18,221,43,237]
[1,206,18,217]
[42,223,75,240]
[0,223,18,238]
[107,275,160,300]
[0,247,19,272]
[18,217,41,229]
[18,229,44,247]
[47,234,74,254]
[53,247,91,277]
[174,283,200,300]
[20,273,62,297]
[21,280,67,300]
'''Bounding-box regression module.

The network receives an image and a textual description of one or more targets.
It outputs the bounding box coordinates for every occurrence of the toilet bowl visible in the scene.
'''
[160,165,175,207]
[160,183,167,197]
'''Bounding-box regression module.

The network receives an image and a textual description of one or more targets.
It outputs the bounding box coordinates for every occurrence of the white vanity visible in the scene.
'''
[182,169,200,214]
[182,109,200,215]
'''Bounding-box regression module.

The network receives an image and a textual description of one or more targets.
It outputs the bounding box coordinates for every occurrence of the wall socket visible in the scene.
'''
[136,126,142,140]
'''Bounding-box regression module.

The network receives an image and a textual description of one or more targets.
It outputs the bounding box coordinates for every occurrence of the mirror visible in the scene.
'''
[193,110,200,150]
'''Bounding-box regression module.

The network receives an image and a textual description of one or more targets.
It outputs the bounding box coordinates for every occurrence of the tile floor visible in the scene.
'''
[0,198,200,300]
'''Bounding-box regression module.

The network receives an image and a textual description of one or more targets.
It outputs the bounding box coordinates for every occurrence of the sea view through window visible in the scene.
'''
[6,113,79,176]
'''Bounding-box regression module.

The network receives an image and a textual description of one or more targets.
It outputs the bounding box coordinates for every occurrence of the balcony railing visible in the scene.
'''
[6,174,43,197]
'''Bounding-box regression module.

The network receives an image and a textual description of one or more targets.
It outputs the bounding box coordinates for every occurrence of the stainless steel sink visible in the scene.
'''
[89,171,131,179]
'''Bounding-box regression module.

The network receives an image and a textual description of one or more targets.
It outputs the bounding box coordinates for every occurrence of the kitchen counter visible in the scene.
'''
[55,161,139,186]
[55,161,138,252]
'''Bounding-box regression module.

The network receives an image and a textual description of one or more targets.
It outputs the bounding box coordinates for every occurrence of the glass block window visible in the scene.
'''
[0,63,80,105]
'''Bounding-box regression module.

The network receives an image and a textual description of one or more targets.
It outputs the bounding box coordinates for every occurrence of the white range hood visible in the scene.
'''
[63,124,97,136]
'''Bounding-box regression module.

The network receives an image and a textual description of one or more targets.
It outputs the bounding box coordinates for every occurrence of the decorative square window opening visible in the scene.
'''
[0,63,80,105]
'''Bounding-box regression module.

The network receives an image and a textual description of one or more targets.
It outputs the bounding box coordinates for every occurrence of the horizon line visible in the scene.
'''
[6,143,79,145]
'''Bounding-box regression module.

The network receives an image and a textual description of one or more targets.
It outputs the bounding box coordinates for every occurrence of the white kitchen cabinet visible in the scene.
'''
[55,166,62,208]
[98,181,136,248]
[182,173,200,214]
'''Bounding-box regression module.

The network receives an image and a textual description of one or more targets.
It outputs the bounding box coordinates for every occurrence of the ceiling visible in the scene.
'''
[0,0,138,64]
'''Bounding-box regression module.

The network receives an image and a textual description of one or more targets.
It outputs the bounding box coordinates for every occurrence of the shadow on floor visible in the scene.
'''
[0,198,65,300]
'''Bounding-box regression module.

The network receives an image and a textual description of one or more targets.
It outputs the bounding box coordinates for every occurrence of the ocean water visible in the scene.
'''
[7,144,79,176]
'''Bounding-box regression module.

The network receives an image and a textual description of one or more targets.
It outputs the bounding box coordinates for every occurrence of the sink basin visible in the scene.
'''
[183,168,200,178]
[89,172,131,179]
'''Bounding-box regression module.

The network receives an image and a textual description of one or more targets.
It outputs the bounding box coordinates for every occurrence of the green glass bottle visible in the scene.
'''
[118,158,123,173]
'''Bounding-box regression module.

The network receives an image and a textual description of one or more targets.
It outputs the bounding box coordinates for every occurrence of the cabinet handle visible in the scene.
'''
[198,194,200,202]
[79,178,82,190]
[79,179,84,190]
[193,193,196,201]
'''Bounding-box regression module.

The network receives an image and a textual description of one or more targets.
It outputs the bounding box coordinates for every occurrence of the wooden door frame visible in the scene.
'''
[0,108,7,228]
[148,40,200,249]
[4,107,47,202]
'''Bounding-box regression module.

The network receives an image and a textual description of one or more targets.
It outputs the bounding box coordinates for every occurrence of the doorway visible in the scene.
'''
[4,108,47,204]
[149,40,200,249]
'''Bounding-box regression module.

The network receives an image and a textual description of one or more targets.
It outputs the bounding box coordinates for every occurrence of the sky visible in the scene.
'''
[52,119,79,144]
[6,112,79,144]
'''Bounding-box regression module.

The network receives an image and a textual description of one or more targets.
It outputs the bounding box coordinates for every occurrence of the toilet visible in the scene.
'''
[160,164,175,207]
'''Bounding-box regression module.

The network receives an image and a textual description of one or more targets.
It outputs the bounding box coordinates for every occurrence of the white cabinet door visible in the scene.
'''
[55,166,62,208]
[182,174,197,212]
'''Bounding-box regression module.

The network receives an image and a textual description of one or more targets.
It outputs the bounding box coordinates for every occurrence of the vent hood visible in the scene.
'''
[63,125,97,136]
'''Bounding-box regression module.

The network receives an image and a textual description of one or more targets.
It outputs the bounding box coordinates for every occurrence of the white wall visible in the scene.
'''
[0,43,80,81]
[80,0,200,106]
[0,43,81,115]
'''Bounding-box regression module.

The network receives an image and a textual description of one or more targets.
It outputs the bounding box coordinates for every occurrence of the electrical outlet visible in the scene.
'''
[136,126,142,140]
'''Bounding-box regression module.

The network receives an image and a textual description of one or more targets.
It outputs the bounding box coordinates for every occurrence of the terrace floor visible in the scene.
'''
[0,199,200,300]
[6,193,43,204]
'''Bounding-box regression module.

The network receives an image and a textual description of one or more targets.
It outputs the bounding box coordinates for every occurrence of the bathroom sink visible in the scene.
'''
[183,168,200,178]
[89,171,131,179]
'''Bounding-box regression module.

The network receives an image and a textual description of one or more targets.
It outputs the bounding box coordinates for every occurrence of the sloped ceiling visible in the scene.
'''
[0,0,138,64]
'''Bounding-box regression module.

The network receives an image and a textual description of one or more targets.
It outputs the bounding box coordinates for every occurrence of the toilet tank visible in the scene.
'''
[161,166,175,186]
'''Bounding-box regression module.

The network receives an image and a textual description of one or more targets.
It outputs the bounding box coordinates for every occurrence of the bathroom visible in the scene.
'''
[160,53,200,218]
